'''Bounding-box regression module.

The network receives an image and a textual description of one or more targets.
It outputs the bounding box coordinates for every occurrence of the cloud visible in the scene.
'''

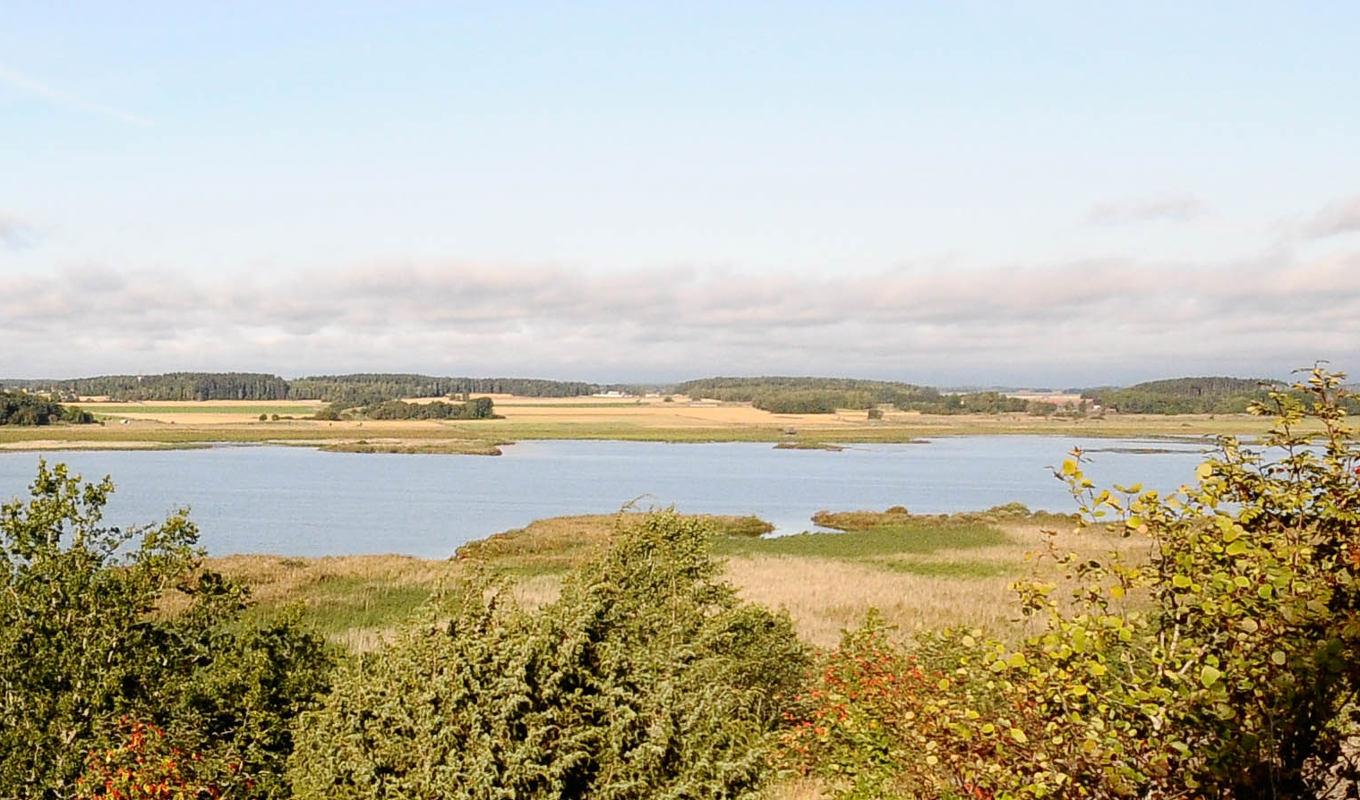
[1086,194,1204,225]
[0,63,151,127]
[1303,196,1360,239]
[0,212,38,250]
[1,248,1357,385]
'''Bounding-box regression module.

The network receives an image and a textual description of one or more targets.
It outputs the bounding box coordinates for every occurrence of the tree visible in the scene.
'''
[0,462,331,799]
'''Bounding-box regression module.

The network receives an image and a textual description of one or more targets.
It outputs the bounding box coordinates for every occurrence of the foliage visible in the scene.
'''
[288,374,597,405]
[74,718,239,800]
[289,511,809,799]
[0,390,94,425]
[680,378,1037,415]
[1082,375,1300,414]
[754,390,855,414]
[17,373,597,405]
[0,462,331,800]
[356,397,495,420]
[26,373,292,402]
[786,367,1360,799]
[678,377,942,410]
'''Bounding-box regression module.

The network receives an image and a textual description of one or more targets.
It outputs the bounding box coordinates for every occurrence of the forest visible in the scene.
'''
[678,377,1039,415]
[7,373,598,404]
[0,391,94,425]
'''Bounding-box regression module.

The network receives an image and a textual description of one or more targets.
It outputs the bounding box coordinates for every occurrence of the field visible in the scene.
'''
[0,394,1284,451]
[216,505,1136,651]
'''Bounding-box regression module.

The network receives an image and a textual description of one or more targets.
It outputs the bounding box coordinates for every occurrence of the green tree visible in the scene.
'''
[0,462,331,800]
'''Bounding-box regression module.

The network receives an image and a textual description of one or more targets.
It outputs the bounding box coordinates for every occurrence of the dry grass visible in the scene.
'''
[209,554,463,648]
[726,521,1145,647]
[208,508,1147,655]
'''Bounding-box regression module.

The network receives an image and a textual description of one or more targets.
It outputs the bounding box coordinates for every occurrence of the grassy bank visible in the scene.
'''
[212,504,1137,651]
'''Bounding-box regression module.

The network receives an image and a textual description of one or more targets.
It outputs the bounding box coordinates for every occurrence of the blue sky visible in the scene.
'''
[3,2,1359,384]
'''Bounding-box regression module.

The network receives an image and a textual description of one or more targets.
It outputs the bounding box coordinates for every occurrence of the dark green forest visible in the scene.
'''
[351,397,496,420]
[6,373,598,404]
[1083,376,1300,414]
[676,377,1038,415]
[13,373,292,402]
[0,392,94,426]
[287,374,597,405]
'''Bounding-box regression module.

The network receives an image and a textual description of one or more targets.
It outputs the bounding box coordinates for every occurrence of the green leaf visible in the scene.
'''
[1199,665,1223,688]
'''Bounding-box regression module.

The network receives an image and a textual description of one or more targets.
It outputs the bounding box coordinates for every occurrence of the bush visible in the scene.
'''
[289,511,809,799]
[0,462,331,799]
[75,718,240,799]
[786,367,1360,798]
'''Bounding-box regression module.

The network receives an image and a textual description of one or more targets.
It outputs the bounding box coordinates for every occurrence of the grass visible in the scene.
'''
[713,520,1008,559]
[207,505,1137,652]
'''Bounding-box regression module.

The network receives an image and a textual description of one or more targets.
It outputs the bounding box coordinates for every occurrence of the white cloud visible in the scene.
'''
[2,248,1356,385]
[1304,196,1360,239]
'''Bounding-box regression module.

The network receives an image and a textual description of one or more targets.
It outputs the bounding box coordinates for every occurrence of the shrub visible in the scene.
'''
[787,367,1360,798]
[74,718,239,799]
[0,462,331,799]
[289,511,809,799]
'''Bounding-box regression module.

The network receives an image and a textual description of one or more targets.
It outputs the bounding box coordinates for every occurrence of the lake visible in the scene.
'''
[0,437,1212,558]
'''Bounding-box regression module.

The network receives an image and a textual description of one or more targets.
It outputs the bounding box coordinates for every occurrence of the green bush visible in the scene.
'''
[0,462,331,799]
[289,511,809,799]
[787,367,1360,798]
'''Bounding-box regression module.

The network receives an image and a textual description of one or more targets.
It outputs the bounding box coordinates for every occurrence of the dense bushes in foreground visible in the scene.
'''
[787,368,1360,798]
[0,463,331,799]
[289,512,808,798]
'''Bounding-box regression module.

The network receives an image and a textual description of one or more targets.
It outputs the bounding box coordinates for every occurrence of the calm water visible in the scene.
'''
[0,437,1211,558]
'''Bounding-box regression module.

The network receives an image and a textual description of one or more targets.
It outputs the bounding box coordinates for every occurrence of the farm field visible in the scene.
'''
[0,393,1284,451]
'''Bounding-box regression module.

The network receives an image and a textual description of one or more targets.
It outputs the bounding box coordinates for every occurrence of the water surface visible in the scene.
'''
[0,437,1210,557]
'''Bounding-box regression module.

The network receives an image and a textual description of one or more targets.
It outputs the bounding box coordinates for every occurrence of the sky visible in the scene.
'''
[3,2,1359,386]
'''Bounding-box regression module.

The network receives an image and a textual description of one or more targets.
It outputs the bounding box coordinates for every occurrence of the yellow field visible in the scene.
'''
[0,393,1284,451]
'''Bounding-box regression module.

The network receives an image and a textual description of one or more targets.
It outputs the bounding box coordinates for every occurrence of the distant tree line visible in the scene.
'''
[17,372,598,404]
[288,374,597,404]
[678,377,1042,415]
[24,372,291,402]
[1081,376,1293,414]
[0,391,94,425]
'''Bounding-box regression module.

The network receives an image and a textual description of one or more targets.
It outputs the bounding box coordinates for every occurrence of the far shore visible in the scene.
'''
[0,393,1288,453]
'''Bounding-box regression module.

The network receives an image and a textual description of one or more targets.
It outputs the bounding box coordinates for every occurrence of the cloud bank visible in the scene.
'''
[3,247,1356,385]
[1305,196,1360,239]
